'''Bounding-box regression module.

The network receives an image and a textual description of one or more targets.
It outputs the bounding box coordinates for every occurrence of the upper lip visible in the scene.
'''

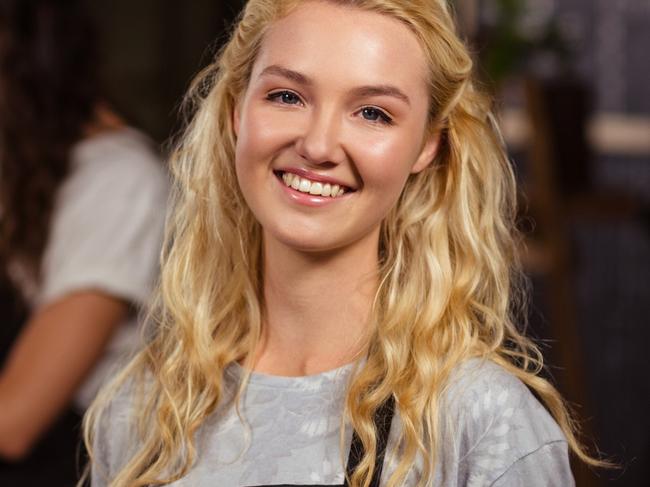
[276,167,356,190]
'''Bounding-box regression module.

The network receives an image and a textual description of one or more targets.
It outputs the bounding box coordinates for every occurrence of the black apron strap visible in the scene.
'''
[344,395,395,487]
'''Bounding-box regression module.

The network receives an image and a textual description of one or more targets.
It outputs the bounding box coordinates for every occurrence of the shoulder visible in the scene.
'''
[92,372,148,484]
[66,127,168,197]
[95,372,142,441]
[72,127,163,174]
[438,358,573,486]
[38,128,169,307]
[55,127,169,221]
[444,358,545,415]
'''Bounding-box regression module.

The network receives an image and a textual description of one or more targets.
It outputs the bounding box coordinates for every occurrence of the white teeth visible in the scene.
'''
[281,172,348,198]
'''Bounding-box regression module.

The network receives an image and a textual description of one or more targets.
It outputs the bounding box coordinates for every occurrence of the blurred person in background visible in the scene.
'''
[0,0,168,484]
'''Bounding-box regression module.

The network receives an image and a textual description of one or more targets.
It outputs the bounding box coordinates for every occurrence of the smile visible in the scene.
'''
[278,171,350,198]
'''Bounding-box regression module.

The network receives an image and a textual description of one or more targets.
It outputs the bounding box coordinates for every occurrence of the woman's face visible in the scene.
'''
[234,1,439,255]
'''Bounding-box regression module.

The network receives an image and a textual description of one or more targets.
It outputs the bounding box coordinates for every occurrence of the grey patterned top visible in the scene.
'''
[92,359,574,486]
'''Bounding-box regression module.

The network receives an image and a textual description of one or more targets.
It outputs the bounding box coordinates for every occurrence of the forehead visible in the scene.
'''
[252,1,429,94]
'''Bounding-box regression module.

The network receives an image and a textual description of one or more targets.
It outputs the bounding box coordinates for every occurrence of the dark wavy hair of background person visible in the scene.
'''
[0,0,100,291]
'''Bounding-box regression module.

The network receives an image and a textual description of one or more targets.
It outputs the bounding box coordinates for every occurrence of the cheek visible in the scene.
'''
[235,106,291,170]
[354,134,418,194]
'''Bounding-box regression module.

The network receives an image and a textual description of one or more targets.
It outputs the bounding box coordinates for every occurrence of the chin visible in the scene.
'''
[262,220,381,257]
[267,232,341,254]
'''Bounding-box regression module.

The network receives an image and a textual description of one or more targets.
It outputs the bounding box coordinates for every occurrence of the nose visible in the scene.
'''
[295,106,345,166]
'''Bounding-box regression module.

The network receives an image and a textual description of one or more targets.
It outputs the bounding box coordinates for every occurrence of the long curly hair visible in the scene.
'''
[84,1,604,486]
[0,0,99,284]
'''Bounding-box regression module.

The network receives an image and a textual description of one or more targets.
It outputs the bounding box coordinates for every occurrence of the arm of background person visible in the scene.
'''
[0,291,128,460]
[0,124,168,462]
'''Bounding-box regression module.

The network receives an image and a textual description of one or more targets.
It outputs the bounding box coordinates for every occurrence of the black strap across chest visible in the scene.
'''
[344,394,395,487]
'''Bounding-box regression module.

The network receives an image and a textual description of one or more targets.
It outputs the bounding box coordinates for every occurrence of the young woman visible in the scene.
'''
[86,1,603,485]
[0,0,167,484]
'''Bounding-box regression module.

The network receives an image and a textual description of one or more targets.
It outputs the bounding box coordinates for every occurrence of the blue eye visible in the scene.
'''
[361,107,393,125]
[267,90,301,105]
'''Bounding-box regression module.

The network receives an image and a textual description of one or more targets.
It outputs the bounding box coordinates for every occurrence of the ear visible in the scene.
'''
[411,130,441,174]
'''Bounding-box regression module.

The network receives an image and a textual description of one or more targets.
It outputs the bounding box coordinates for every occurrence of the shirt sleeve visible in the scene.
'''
[37,131,169,309]
[490,442,575,487]
[442,359,575,487]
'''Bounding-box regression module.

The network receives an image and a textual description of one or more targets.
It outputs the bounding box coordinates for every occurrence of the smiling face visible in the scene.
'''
[233,1,439,256]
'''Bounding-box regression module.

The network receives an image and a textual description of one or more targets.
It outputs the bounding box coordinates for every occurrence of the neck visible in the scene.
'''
[254,230,380,376]
[82,102,125,138]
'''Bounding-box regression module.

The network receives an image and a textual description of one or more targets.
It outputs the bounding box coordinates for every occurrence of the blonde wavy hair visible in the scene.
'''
[83,1,603,485]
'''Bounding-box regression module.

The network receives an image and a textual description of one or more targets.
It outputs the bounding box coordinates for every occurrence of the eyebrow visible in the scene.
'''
[259,64,411,106]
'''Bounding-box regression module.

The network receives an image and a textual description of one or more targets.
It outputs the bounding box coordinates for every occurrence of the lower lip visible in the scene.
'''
[276,176,350,207]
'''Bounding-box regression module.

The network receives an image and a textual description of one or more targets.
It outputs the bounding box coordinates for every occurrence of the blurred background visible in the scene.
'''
[1,0,648,486]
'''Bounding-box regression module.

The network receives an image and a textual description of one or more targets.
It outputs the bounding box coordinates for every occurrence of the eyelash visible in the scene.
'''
[266,90,394,126]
